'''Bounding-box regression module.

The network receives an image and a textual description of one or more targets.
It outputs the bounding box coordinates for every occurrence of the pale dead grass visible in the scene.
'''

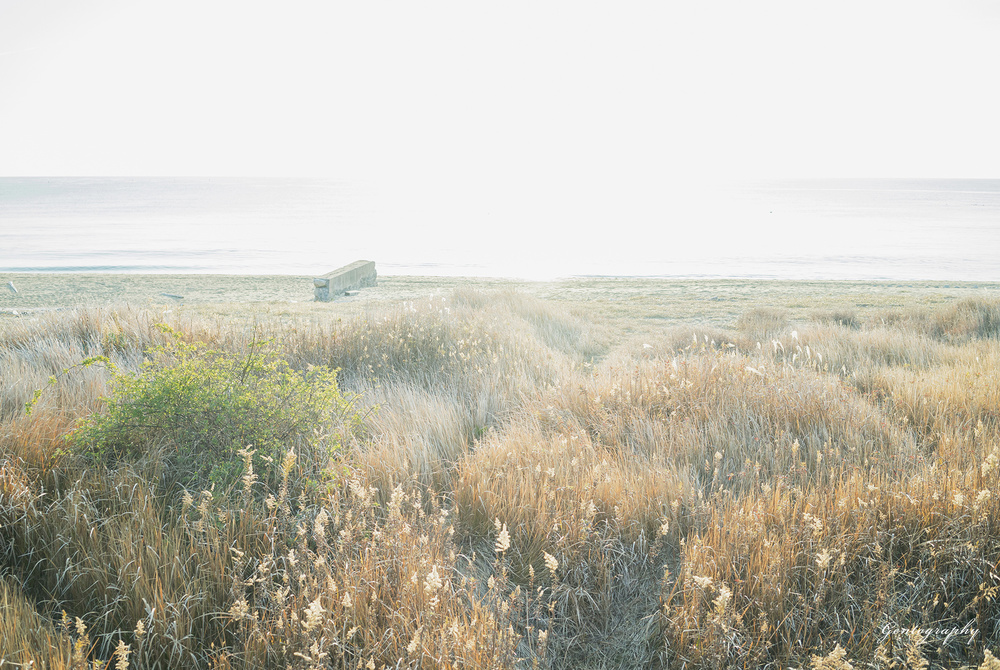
[2,288,1000,668]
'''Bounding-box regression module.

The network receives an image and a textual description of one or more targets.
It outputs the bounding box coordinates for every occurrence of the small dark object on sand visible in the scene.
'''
[161,293,184,300]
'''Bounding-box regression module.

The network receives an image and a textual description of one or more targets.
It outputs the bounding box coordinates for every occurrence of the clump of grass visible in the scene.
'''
[810,308,860,330]
[736,306,789,341]
[0,577,77,669]
[221,462,523,668]
[877,297,1000,342]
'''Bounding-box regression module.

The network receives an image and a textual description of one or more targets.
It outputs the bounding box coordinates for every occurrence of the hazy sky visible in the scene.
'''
[2,1,999,188]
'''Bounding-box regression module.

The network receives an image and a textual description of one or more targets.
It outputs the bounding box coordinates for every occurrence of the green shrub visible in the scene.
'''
[71,326,360,490]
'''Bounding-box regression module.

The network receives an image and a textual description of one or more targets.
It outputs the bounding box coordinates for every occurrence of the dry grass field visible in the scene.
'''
[3,274,1000,668]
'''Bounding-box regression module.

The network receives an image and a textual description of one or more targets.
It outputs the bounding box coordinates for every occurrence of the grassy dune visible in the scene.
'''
[2,277,1000,668]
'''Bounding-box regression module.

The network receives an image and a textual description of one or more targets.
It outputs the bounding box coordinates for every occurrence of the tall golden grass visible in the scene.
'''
[1,290,1000,668]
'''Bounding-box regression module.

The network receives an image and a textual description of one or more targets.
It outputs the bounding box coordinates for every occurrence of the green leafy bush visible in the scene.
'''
[71,326,359,489]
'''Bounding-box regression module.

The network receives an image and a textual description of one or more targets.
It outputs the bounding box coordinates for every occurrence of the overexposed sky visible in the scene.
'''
[2,1,999,184]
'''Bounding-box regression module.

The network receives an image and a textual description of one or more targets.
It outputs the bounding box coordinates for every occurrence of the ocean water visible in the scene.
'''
[1,177,999,280]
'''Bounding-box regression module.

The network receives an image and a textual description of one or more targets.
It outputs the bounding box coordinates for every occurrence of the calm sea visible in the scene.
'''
[1,177,999,280]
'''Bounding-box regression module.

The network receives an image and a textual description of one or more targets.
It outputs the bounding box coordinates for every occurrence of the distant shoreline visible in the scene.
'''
[4,270,1000,282]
